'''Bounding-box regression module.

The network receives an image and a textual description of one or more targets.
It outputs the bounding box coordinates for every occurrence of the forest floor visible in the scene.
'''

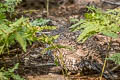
[1,2,120,80]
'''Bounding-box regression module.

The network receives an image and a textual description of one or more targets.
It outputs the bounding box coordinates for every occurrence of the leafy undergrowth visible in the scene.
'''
[70,6,120,79]
[0,0,62,80]
[70,6,120,62]
[0,63,24,80]
[70,6,120,42]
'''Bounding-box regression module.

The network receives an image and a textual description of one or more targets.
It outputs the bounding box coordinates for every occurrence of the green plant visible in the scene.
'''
[0,0,59,55]
[0,17,40,53]
[107,53,120,65]
[70,6,120,63]
[70,6,120,79]
[0,0,22,20]
[0,63,24,80]
[70,6,120,42]
[31,18,50,26]
[0,0,61,79]
[4,0,22,13]
[0,17,59,54]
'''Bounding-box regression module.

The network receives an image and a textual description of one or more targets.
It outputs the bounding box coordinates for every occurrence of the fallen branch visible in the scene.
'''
[102,0,120,6]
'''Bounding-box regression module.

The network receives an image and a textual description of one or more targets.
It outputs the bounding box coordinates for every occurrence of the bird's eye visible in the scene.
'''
[58,1,64,5]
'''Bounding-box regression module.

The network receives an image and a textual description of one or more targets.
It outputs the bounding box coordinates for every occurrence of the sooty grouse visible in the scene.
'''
[53,40,117,80]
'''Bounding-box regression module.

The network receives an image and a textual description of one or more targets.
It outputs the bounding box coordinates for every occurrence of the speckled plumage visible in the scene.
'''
[53,43,89,74]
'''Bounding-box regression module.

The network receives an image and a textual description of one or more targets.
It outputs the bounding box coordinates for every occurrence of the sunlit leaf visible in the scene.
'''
[107,53,120,65]
[15,32,27,52]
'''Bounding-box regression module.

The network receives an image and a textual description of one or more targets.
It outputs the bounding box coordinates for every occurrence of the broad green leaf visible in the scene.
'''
[52,35,59,40]
[70,19,85,29]
[102,31,118,38]
[10,17,28,27]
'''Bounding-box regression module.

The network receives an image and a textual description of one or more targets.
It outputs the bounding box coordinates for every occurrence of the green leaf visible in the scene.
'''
[52,35,59,40]
[70,19,85,31]
[31,18,50,26]
[12,74,24,80]
[102,31,118,38]
[107,53,120,65]
[15,32,27,52]
[10,17,28,27]
[70,6,120,43]
[0,63,24,80]
[70,18,79,23]
[9,63,19,73]
[54,59,59,66]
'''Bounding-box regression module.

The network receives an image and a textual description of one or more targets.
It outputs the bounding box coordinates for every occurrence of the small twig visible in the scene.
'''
[100,37,111,80]
[111,65,120,72]
[41,32,51,34]
[3,48,20,54]
[100,54,108,80]
[21,43,37,59]
[16,10,39,14]
[30,63,56,66]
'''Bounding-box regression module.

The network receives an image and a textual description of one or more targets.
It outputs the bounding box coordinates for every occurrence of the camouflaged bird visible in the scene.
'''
[53,39,89,74]
[53,38,117,79]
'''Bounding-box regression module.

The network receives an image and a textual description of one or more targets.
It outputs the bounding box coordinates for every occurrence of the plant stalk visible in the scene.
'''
[47,0,49,17]
[100,37,111,80]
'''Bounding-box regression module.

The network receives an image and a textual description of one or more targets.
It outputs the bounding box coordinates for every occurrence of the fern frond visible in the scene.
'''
[107,53,120,65]
[70,6,120,42]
